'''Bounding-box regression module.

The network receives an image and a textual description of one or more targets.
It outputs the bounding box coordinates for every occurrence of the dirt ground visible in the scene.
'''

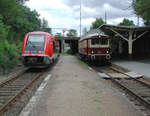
[26,55,143,116]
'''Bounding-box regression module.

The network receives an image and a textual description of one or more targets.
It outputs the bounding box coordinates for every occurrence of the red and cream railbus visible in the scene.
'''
[79,29,111,62]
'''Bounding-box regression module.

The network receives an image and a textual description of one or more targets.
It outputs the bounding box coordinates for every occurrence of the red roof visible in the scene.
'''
[28,31,52,36]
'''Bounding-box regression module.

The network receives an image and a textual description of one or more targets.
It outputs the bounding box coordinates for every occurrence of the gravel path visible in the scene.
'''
[26,56,142,116]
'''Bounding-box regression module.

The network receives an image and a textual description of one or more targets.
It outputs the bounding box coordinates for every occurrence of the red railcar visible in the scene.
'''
[22,31,59,67]
[79,29,111,62]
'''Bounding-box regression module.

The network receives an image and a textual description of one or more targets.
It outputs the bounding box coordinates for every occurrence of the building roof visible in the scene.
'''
[99,24,150,36]
[55,36,80,40]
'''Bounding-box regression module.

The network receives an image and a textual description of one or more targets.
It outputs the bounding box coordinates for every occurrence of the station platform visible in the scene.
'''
[112,59,150,79]
[20,56,142,116]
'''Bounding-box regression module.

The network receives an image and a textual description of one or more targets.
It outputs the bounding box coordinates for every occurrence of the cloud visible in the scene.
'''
[26,0,139,36]
[64,0,132,10]
[26,0,69,10]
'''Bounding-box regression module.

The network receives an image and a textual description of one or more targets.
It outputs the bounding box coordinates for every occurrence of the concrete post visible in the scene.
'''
[128,31,133,59]
[62,30,65,53]
[118,40,123,54]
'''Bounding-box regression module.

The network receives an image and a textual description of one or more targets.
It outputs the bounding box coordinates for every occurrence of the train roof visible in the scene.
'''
[27,31,52,36]
[80,29,108,41]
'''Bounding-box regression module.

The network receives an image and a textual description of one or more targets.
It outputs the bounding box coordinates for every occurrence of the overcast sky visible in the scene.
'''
[26,0,143,36]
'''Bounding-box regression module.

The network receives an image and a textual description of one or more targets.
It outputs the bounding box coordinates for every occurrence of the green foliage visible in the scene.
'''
[79,60,88,69]
[0,40,19,72]
[41,18,49,28]
[66,29,77,37]
[0,0,21,26]
[0,0,49,72]
[40,18,51,33]
[17,0,29,4]
[133,0,150,25]
[119,18,135,26]
[90,18,105,29]
[0,15,9,40]
[62,49,71,56]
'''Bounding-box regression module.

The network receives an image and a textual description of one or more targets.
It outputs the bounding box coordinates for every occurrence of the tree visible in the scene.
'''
[0,0,44,71]
[17,0,29,4]
[0,0,21,25]
[40,18,51,33]
[66,29,77,37]
[119,18,135,26]
[41,18,49,29]
[0,15,9,41]
[133,0,150,25]
[8,6,41,41]
[90,18,105,29]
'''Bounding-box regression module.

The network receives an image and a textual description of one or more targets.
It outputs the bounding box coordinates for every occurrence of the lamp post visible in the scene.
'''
[62,29,70,53]
[80,0,82,37]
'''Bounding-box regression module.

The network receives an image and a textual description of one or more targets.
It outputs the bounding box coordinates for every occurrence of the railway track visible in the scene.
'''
[0,68,45,115]
[92,65,150,113]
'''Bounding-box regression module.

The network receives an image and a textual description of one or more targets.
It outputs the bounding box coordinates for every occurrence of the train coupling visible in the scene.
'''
[91,55,95,60]
[106,54,111,60]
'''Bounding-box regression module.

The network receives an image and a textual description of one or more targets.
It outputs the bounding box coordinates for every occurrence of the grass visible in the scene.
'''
[61,52,70,56]
[79,60,89,69]
[61,49,71,56]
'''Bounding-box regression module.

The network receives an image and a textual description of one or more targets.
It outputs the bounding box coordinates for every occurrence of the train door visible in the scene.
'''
[86,39,88,56]
[53,41,56,53]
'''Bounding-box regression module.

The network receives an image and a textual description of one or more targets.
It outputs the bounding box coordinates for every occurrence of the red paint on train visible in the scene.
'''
[22,31,59,67]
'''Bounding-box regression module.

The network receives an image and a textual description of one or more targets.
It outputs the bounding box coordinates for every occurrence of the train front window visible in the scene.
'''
[91,39,100,45]
[95,39,99,44]
[91,39,96,45]
[25,34,45,52]
[91,38,108,46]
[100,39,108,45]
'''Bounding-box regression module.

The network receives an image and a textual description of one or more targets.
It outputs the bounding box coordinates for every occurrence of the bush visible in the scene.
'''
[0,16,21,73]
[0,40,19,73]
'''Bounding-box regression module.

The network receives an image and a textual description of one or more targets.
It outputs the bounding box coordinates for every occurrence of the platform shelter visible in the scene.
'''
[56,36,80,54]
[99,24,150,59]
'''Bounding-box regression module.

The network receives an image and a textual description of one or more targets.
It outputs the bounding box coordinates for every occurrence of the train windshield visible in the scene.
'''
[25,34,45,52]
[91,38,108,45]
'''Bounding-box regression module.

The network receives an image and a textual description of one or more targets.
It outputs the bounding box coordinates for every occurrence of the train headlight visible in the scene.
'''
[106,51,109,53]
[24,50,30,53]
[38,51,44,53]
[92,51,94,54]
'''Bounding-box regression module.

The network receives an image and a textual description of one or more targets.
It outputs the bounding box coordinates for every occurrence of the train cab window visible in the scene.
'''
[100,39,108,45]
[91,39,100,45]
[27,34,45,46]
[25,34,45,51]
[53,41,56,51]
[91,39,96,45]
[95,39,99,44]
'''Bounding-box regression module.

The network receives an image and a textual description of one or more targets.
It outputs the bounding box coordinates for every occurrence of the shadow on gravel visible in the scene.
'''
[26,57,59,73]
[84,60,112,67]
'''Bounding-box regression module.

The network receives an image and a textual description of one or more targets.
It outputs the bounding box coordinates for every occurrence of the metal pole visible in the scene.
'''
[80,0,81,37]
[105,11,107,24]
[137,16,139,26]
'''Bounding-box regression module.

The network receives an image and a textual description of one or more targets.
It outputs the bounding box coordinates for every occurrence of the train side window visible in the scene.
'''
[101,39,108,45]
[91,39,95,45]
[99,39,101,44]
[53,41,56,51]
[95,39,99,44]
